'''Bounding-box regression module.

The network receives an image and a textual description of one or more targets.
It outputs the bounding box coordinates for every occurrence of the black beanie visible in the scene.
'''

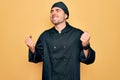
[51,2,69,19]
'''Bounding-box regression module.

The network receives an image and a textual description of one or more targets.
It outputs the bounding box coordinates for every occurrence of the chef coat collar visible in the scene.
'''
[51,22,72,34]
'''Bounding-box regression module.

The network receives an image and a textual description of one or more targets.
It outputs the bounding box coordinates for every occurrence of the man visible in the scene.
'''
[25,1,95,80]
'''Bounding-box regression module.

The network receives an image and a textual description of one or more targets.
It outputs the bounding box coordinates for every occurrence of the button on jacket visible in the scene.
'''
[29,22,95,80]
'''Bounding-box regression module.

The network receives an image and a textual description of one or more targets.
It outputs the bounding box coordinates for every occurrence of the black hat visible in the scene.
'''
[51,1,69,19]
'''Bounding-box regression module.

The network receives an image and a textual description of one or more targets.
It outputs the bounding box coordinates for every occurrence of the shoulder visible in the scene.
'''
[67,22,83,33]
[70,25,84,35]
[38,27,54,39]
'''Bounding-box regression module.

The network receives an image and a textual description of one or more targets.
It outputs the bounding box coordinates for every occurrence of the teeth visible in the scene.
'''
[53,17,57,19]
[52,16,57,18]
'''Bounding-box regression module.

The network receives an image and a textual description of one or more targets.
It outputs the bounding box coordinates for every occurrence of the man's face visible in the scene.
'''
[50,7,67,25]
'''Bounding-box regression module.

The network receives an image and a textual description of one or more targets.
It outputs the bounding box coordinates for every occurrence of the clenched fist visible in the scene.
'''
[80,31,90,46]
[25,36,35,53]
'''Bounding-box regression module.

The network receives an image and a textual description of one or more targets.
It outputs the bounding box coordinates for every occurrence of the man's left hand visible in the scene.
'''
[80,31,90,46]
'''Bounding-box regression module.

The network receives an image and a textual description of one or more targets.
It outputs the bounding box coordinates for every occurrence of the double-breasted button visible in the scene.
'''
[63,58,67,61]
[63,46,66,48]
[53,46,56,49]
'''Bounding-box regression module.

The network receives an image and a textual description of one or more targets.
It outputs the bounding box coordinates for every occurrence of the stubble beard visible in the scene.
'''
[51,18,65,26]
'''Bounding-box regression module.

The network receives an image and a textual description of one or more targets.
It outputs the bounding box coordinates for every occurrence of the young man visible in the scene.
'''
[25,1,95,80]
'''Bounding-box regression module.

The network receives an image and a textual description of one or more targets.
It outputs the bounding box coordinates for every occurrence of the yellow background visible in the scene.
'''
[0,0,120,80]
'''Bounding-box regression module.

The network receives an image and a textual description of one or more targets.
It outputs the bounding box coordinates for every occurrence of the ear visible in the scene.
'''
[65,14,68,19]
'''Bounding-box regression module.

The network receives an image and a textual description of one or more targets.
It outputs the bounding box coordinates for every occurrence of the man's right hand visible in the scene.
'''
[25,36,35,53]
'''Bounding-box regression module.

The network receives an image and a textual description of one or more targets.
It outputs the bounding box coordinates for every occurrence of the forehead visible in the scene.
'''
[51,7,63,11]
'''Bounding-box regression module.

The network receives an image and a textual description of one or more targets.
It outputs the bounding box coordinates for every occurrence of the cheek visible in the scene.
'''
[50,14,53,20]
[59,13,66,19]
[50,13,53,17]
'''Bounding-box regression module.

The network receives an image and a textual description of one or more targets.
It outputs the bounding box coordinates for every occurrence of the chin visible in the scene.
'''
[53,23,59,25]
[51,21,59,25]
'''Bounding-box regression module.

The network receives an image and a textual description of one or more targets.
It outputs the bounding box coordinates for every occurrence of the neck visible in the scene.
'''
[55,21,66,33]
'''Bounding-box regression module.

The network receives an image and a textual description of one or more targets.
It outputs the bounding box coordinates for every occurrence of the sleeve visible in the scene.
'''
[28,34,44,63]
[80,47,95,64]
